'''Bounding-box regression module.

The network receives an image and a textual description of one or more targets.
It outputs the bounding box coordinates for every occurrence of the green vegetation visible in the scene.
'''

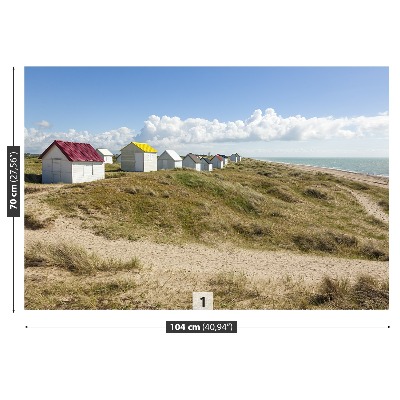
[210,272,388,310]
[25,212,54,230]
[25,242,140,275]
[25,157,389,260]
[24,242,388,310]
[25,156,42,183]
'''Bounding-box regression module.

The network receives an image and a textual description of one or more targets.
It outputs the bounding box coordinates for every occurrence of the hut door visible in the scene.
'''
[52,158,61,183]
[162,160,168,169]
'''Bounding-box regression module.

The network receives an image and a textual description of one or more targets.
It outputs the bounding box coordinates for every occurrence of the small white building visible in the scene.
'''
[120,142,158,172]
[211,154,225,169]
[220,154,229,166]
[157,150,183,170]
[182,153,202,171]
[230,153,242,162]
[200,157,213,172]
[39,140,105,184]
[96,148,114,164]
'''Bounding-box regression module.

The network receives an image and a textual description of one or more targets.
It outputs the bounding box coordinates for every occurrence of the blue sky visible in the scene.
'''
[24,66,389,156]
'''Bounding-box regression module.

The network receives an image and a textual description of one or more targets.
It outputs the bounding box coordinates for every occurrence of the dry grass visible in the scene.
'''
[25,242,141,275]
[209,271,388,310]
[24,157,389,310]
[24,212,54,230]
[24,242,388,310]
[24,157,388,260]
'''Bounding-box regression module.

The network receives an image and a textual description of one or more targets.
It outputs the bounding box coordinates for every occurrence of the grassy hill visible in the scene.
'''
[25,157,389,261]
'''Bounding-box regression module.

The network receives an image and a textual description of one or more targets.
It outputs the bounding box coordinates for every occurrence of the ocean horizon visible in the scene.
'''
[253,157,389,177]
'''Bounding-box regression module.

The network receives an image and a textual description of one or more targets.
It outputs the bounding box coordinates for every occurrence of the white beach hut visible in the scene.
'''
[211,154,225,169]
[120,142,158,172]
[39,140,105,184]
[157,150,183,170]
[96,148,114,164]
[182,153,202,171]
[200,157,213,172]
[220,154,229,166]
[230,153,241,162]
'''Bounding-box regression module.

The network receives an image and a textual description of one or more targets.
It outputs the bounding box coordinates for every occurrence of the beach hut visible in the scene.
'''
[230,153,241,162]
[39,140,105,184]
[182,153,202,171]
[211,154,224,169]
[96,148,114,164]
[200,157,213,172]
[219,154,229,166]
[120,142,158,172]
[157,150,182,170]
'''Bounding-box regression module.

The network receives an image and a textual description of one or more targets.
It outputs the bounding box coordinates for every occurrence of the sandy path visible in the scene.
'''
[341,187,389,224]
[25,215,388,285]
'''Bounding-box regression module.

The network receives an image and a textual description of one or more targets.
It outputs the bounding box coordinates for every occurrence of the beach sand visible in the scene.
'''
[282,162,388,188]
[24,162,389,294]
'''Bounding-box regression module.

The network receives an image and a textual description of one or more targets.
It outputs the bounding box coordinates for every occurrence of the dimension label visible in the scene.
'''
[166,321,237,333]
[7,146,20,217]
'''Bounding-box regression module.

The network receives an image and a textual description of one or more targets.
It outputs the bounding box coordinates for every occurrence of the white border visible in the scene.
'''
[2,1,399,398]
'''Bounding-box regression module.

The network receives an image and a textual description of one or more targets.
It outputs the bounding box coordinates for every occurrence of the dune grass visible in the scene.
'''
[26,157,388,260]
[25,242,388,310]
[25,212,55,230]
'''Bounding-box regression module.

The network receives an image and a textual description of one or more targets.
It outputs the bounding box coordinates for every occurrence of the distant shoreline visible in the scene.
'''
[249,158,389,188]
[251,157,388,177]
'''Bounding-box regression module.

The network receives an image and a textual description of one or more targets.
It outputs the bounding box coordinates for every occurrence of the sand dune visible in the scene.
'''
[25,163,389,285]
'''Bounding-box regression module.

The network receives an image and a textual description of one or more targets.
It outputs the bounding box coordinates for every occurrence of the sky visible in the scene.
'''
[24,66,389,157]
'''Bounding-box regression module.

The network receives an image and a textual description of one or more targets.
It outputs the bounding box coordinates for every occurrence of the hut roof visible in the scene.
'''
[161,150,182,161]
[201,157,212,164]
[211,154,224,162]
[133,142,157,153]
[96,148,113,156]
[122,142,157,153]
[184,153,201,163]
[39,140,103,162]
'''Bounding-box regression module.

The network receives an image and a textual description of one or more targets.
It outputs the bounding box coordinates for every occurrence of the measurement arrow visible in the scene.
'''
[10,67,17,313]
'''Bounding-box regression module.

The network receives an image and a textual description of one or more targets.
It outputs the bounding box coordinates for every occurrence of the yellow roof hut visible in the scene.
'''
[120,142,158,172]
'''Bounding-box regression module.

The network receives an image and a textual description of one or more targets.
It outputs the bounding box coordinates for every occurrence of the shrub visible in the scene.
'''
[303,187,328,200]
[360,243,388,261]
[25,242,141,275]
[25,186,44,194]
[25,213,53,230]
[308,275,388,309]
[351,275,389,309]
[233,222,271,237]
[267,187,297,203]
[378,200,389,212]
[123,187,140,195]
[310,276,350,305]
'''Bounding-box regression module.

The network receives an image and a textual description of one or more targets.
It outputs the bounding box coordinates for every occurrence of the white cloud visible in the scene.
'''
[35,120,51,128]
[24,127,136,154]
[24,109,389,154]
[139,108,389,147]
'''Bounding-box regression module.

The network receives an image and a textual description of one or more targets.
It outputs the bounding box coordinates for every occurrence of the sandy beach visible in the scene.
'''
[24,162,389,289]
[281,162,388,188]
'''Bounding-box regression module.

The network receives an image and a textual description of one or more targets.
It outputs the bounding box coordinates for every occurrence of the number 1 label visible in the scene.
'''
[193,292,213,310]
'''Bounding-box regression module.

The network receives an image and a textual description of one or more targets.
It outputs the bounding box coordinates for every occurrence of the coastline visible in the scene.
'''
[254,158,389,188]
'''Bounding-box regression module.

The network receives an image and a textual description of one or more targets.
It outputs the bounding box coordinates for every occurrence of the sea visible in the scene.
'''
[253,157,389,177]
